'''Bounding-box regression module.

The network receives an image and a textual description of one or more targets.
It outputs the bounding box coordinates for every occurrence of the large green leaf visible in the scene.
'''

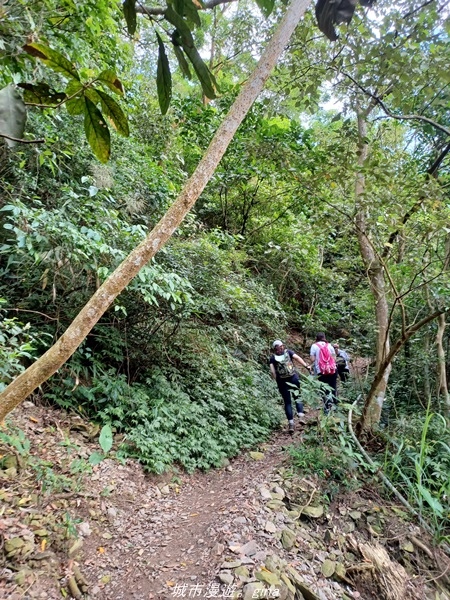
[123,0,137,35]
[417,485,444,516]
[84,88,103,105]
[99,424,113,454]
[173,44,192,80]
[156,33,172,115]
[65,79,84,115]
[0,85,27,148]
[95,89,129,136]
[165,9,217,99]
[165,6,194,46]
[23,43,80,80]
[182,0,202,28]
[83,97,111,163]
[97,70,125,96]
[18,83,66,106]
[182,42,217,99]
[254,0,275,17]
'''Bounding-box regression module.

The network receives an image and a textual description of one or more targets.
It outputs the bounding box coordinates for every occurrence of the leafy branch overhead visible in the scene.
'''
[0,0,377,160]
[126,0,376,113]
[0,44,128,162]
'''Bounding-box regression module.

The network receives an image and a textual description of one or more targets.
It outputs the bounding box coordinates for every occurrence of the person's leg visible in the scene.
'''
[288,375,304,416]
[277,381,293,421]
[329,372,338,403]
[318,373,337,411]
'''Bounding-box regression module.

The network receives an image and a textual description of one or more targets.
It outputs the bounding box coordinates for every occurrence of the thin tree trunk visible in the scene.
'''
[436,234,450,414]
[436,312,449,413]
[423,330,431,398]
[355,107,392,433]
[363,309,445,414]
[0,0,311,422]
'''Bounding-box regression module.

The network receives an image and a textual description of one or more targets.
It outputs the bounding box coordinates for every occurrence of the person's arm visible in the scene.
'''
[310,345,316,372]
[292,353,312,372]
[269,363,277,380]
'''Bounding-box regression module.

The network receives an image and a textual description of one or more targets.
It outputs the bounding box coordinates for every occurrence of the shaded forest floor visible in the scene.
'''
[1,401,449,600]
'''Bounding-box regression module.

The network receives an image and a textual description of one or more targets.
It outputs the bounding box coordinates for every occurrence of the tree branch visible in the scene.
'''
[341,70,450,138]
[136,0,237,16]
[365,308,447,403]
[0,132,45,144]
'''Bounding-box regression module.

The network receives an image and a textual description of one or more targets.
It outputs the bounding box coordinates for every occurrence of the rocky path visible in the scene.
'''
[2,403,449,600]
[80,432,289,599]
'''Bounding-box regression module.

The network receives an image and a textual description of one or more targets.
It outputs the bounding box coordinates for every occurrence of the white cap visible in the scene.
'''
[272,340,283,349]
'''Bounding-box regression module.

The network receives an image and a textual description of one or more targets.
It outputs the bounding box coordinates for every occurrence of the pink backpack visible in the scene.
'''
[317,342,336,375]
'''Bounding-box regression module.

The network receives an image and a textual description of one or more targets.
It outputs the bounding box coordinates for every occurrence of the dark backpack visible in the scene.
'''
[335,353,346,368]
[274,351,295,378]
[317,342,336,375]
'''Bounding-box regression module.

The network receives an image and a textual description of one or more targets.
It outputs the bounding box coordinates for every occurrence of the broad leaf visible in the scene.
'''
[123,0,137,35]
[165,10,217,98]
[95,89,129,136]
[0,85,27,148]
[99,423,113,454]
[173,0,185,18]
[182,43,217,99]
[173,44,192,80]
[65,79,84,115]
[97,70,124,96]
[84,97,111,163]
[254,0,274,17]
[417,485,444,516]
[165,6,194,46]
[89,451,105,466]
[23,43,80,80]
[156,33,172,115]
[18,83,66,106]
[182,0,202,28]
[84,87,103,105]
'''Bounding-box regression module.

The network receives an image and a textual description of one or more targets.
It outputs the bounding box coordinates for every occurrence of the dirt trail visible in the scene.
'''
[80,429,290,599]
[1,403,449,600]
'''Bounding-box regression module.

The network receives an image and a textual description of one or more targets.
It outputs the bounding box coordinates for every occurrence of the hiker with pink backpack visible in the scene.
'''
[310,332,338,412]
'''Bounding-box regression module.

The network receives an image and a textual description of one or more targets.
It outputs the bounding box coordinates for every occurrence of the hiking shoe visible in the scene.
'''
[297,413,306,424]
[288,422,295,435]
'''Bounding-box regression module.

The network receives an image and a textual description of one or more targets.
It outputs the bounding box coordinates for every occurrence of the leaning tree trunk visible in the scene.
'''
[0,0,311,422]
[355,107,392,433]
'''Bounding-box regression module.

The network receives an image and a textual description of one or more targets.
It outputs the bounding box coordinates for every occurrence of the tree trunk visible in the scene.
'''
[436,312,449,413]
[0,0,310,422]
[436,234,450,415]
[355,108,392,433]
[362,309,445,424]
[423,330,431,399]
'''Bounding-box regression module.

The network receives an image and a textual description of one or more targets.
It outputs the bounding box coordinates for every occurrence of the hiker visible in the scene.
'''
[269,340,312,434]
[333,342,350,382]
[310,332,337,411]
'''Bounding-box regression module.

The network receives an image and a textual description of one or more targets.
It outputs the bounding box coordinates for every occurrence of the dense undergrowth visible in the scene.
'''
[289,397,450,543]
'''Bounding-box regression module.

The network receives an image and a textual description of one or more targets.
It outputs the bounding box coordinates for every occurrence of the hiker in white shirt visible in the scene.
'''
[310,332,338,412]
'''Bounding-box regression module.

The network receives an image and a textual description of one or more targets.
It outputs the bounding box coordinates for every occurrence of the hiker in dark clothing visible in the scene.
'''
[333,342,350,382]
[269,340,312,434]
[310,332,338,412]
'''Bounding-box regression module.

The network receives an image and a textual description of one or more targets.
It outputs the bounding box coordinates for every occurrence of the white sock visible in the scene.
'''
[288,420,294,425]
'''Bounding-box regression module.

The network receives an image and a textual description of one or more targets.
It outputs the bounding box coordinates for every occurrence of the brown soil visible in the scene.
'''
[1,402,448,600]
